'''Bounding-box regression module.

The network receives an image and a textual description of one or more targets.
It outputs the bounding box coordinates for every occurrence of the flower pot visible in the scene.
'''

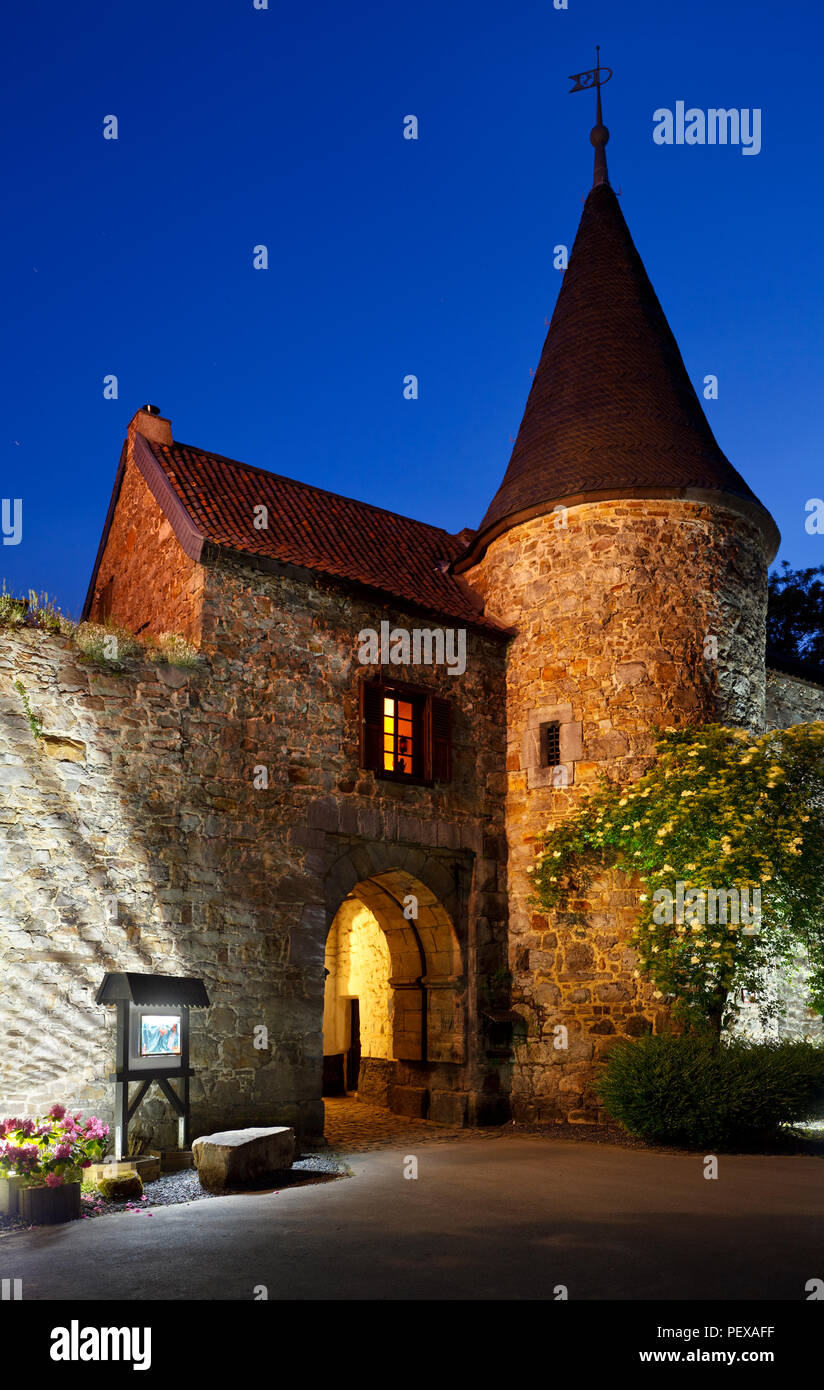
[18,1181,81,1225]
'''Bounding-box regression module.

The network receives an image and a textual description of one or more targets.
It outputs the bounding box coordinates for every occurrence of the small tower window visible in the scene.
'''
[540,721,561,767]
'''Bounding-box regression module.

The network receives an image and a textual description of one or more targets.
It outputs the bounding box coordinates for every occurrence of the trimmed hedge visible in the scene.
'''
[597,1034,824,1149]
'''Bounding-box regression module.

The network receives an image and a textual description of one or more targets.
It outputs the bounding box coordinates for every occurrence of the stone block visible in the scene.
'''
[192,1126,295,1191]
[41,734,86,762]
[429,1090,468,1126]
[389,1085,429,1119]
[86,1157,160,1184]
[96,1170,143,1200]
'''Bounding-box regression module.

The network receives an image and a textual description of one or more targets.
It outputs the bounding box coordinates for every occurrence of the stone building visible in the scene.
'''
[2,112,823,1144]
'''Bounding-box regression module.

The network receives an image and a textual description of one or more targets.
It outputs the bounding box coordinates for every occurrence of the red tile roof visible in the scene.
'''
[457,183,778,567]
[141,438,502,632]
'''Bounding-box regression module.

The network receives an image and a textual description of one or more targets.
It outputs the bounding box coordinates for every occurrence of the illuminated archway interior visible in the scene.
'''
[322,869,465,1101]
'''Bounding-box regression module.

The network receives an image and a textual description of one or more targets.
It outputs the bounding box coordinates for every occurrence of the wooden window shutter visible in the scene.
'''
[360,680,384,771]
[427,696,452,783]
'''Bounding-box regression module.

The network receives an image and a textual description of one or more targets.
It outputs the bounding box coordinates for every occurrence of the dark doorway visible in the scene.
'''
[346,999,361,1092]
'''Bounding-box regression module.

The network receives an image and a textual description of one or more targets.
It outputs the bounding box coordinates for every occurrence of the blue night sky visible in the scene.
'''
[2,0,822,618]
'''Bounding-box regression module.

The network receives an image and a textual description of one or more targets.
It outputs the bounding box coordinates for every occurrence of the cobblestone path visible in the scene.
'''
[322,1096,512,1152]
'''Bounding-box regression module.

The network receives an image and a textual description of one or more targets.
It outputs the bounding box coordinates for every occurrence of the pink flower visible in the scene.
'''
[18,1118,35,1137]
[45,1172,64,1187]
[80,1158,92,1169]
[3,1144,40,1174]
[48,1104,66,1120]
[54,1143,72,1160]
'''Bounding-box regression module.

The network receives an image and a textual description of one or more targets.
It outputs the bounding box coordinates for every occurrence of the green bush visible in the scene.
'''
[597,1034,824,1149]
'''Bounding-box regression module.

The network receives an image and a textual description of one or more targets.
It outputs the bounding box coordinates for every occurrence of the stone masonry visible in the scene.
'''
[465,499,772,1123]
[0,535,509,1143]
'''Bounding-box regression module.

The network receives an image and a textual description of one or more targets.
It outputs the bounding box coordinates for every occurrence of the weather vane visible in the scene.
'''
[568,46,613,187]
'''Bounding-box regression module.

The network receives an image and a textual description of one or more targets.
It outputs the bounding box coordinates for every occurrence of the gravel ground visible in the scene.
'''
[0,1151,350,1237]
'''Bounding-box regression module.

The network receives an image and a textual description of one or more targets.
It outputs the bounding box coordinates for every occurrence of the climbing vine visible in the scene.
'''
[529,723,824,1033]
[14,679,43,743]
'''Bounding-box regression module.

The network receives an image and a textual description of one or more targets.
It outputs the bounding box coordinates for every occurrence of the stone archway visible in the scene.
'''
[322,845,469,1120]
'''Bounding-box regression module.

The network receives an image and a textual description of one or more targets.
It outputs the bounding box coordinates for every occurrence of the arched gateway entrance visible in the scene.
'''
[322,852,468,1122]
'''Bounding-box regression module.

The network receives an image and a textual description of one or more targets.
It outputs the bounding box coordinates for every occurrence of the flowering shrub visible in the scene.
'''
[145,631,202,668]
[73,621,142,664]
[530,723,824,1033]
[0,1105,109,1188]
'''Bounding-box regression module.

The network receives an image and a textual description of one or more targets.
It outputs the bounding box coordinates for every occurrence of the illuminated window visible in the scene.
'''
[383,696,416,775]
[360,680,451,783]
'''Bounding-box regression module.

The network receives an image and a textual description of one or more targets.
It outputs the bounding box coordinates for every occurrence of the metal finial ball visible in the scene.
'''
[590,123,609,148]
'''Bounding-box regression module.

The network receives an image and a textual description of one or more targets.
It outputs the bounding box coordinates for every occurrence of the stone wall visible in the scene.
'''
[87,429,204,644]
[465,498,771,1123]
[0,548,509,1143]
[766,669,824,730]
[755,669,824,1042]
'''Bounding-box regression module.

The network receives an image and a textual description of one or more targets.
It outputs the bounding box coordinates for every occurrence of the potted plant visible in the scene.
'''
[0,1106,110,1225]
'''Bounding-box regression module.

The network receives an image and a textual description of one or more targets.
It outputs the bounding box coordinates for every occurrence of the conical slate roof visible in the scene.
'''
[456,182,778,567]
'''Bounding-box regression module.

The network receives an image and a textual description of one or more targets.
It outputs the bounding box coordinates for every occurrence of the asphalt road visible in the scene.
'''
[2,1137,822,1301]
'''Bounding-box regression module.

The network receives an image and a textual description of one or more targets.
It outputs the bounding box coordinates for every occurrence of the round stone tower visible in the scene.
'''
[455,100,780,1123]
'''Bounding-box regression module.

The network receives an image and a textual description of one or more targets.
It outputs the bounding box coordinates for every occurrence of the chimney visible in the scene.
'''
[128,403,172,447]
